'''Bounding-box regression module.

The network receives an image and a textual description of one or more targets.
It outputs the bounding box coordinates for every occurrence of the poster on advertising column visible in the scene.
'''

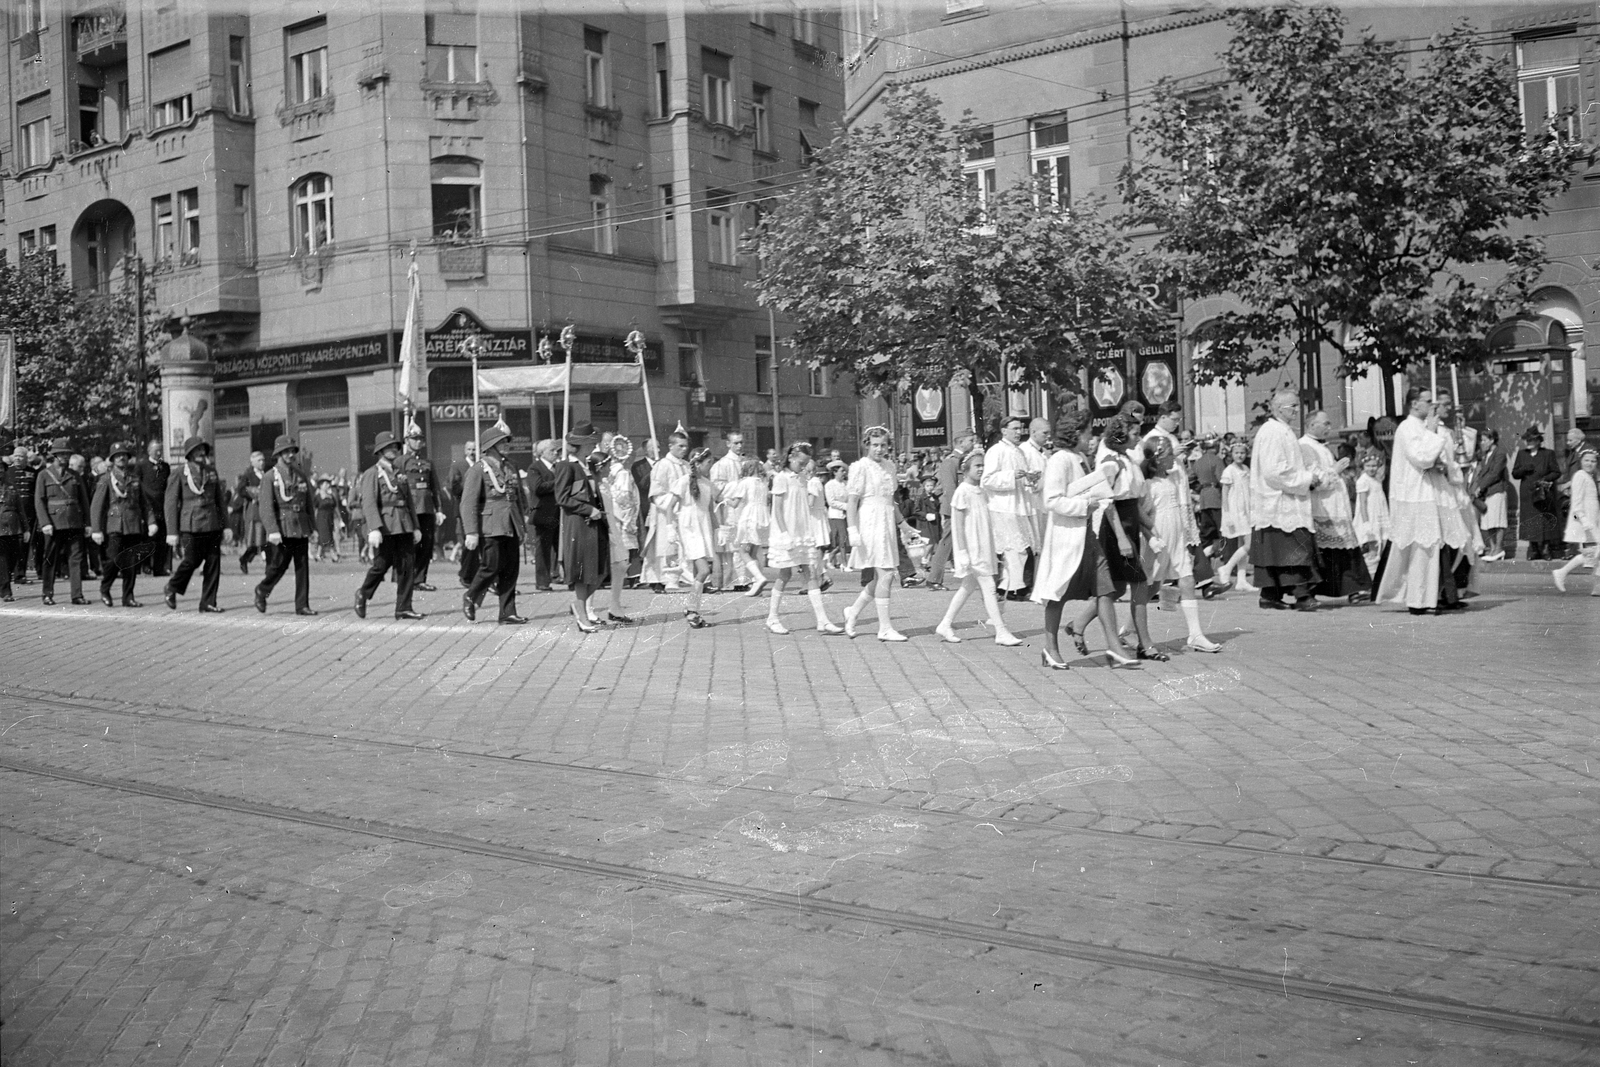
[1088,360,1128,432]
[1136,341,1179,412]
[911,387,949,448]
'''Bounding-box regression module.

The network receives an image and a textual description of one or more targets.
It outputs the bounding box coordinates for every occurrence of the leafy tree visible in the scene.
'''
[749,84,1162,427]
[0,253,162,449]
[1127,7,1590,415]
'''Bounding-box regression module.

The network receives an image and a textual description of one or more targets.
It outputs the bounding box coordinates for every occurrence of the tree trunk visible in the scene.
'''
[967,374,986,442]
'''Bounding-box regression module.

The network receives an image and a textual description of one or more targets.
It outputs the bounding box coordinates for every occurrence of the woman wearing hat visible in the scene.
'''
[553,423,611,631]
[1512,426,1563,560]
[89,441,157,607]
[255,435,317,615]
[163,436,228,612]
[356,430,424,619]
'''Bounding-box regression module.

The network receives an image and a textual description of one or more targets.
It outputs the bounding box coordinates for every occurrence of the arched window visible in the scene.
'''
[292,173,334,253]
[431,158,480,240]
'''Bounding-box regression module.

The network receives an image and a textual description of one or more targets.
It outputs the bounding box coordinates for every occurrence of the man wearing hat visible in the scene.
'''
[400,424,447,591]
[0,444,36,601]
[33,438,92,605]
[356,430,424,620]
[89,441,157,606]
[255,435,317,615]
[163,436,228,611]
[1512,425,1563,560]
[460,422,529,624]
[136,440,171,576]
[234,451,269,573]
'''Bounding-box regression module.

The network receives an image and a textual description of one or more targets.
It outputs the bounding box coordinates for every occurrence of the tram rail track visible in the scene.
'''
[3,686,1596,898]
[3,752,1597,1044]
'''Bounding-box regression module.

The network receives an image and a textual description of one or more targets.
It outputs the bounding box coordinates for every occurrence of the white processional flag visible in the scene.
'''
[397,259,422,409]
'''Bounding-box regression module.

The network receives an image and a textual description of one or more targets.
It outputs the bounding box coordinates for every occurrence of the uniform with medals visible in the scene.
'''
[401,430,446,590]
[356,431,423,619]
[255,434,317,615]
[460,424,529,624]
[90,441,156,606]
[34,437,92,605]
[1,446,36,601]
[164,435,228,612]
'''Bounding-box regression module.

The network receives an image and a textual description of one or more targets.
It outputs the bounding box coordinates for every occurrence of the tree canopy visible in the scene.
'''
[1126,6,1590,413]
[0,253,161,448]
[749,84,1163,423]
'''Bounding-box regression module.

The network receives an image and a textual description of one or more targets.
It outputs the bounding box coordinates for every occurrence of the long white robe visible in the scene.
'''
[641,453,690,584]
[1375,415,1454,609]
[1249,418,1314,534]
[980,439,1038,553]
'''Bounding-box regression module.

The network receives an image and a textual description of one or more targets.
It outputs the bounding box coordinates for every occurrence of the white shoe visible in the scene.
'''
[1480,551,1505,562]
[1186,636,1222,653]
[817,621,844,635]
[765,618,789,635]
[1553,572,1567,593]
[934,624,961,643]
[994,631,1022,647]
[843,604,861,638]
[877,629,908,642]
[745,578,768,598]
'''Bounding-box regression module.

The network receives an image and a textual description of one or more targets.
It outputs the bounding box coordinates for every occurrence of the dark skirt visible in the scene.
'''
[1098,499,1147,588]
[1059,518,1116,601]
[1314,545,1371,597]
[1249,526,1318,568]
[562,511,610,588]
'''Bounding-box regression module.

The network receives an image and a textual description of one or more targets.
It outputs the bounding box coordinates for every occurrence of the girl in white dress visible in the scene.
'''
[1214,440,1256,591]
[725,460,771,597]
[595,434,639,624]
[1352,451,1391,574]
[1552,449,1599,594]
[1140,436,1221,654]
[674,448,720,628]
[934,452,1021,645]
[764,443,844,634]
[843,426,907,641]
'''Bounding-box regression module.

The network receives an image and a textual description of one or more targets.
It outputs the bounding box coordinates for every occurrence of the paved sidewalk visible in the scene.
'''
[1,567,1597,1065]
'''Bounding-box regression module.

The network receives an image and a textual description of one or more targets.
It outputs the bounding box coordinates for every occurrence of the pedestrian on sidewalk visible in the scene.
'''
[1512,427,1563,560]
[1472,430,1509,561]
[763,442,841,635]
[1553,449,1598,594]
[255,435,317,616]
[935,450,1022,647]
[163,436,227,613]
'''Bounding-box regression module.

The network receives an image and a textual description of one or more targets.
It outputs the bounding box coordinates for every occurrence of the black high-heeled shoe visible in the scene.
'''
[1135,644,1170,662]
[1064,623,1089,657]
[1040,649,1071,671]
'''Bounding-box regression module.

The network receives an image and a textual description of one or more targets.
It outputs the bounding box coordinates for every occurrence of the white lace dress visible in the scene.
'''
[846,457,900,571]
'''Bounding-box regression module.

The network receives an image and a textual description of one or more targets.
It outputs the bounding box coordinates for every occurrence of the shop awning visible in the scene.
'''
[475,362,643,396]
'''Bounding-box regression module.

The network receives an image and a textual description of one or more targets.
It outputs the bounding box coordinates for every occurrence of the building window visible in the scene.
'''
[153,195,175,266]
[149,42,192,127]
[77,86,101,147]
[751,83,772,153]
[963,125,997,209]
[1517,32,1581,142]
[22,0,43,32]
[1030,115,1070,206]
[431,157,481,240]
[286,19,329,104]
[702,49,732,126]
[235,184,256,263]
[808,364,829,397]
[38,225,57,262]
[17,90,52,168]
[590,174,615,254]
[85,219,113,292]
[792,5,820,46]
[584,27,608,107]
[707,190,737,265]
[755,334,773,393]
[678,331,704,389]
[799,97,818,165]
[653,42,670,118]
[426,12,478,84]
[179,188,200,264]
[292,173,334,253]
[19,231,37,258]
[228,35,252,114]
[659,183,677,260]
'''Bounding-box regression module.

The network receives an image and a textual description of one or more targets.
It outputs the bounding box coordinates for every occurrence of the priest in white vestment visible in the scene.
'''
[1248,390,1323,609]
[1376,388,1471,613]
[641,431,691,588]
[980,416,1041,595]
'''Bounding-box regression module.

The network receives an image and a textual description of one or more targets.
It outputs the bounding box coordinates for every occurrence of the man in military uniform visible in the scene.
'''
[356,430,424,620]
[401,425,447,591]
[448,441,479,586]
[34,438,91,605]
[137,439,171,575]
[164,436,228,612]
[460,423,529,624]
[89,441,158,607]
[1,444,35,601]
[255,434,318,615]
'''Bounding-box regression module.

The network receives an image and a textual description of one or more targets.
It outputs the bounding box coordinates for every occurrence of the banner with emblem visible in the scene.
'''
[910,386,949,448]
[0,330,15,432]
[1136,340,1179,410]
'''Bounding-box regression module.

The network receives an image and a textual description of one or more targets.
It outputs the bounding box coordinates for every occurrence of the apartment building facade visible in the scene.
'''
[2,0,856,475]
[844,1,1600,450]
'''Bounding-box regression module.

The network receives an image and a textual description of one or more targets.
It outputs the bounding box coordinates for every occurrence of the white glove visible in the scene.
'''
[847,527,860,545]
[435,511,446,525]
[413,529,422,543]
[147,524,157,537]
[166,535,179,548]
[268,532,283,546]
[465,534,480,550]
[367,530,382,549]
[91,532,105,545]
[1148,535,1166,553]
[41,524,53,536]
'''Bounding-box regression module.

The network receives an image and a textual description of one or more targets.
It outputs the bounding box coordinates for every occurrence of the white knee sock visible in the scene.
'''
[768,581,784,621]
[1179,597,1206,639]
[806,587,832,627]
[874,597,894,634]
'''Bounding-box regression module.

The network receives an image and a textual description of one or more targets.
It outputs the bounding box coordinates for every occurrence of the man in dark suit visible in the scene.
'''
[137,439,171,575]
[34,438,92,605]
[1,444,36,601]
[526,438,562,591]
[460,424,529,624]
[401,425,447,591]
[235,451,267,572]
[89,441,157,607]
[255,434,318,616]
[163,436,228,612]
[356,431,424,620]
[448,441,479,587]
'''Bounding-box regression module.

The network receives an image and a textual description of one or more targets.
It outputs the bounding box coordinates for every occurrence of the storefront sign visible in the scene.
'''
[568,332,664,374]
[430,401,501,422]
[214,333,390,384]
[402,309,531,363]
[687,392,739,430]
[911,386,949,448]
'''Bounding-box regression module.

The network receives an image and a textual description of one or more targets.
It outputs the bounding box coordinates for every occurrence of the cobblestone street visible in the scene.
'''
[1,564,1597,1065]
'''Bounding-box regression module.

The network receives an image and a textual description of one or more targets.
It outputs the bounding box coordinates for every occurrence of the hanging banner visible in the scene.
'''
[215,333,390,384]
[910,387,949,448]
[1088,361,1128,432]
[1136,340,1179,410]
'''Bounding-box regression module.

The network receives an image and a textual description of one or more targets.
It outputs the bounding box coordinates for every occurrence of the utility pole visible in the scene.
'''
[134,255,148,442]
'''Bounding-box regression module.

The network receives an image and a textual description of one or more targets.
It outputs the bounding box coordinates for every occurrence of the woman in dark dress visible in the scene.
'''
[1512,426,1563,559]
[554,423,610,632]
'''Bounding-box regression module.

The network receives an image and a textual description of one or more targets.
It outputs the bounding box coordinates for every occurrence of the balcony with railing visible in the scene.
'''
[73,9,128,67]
